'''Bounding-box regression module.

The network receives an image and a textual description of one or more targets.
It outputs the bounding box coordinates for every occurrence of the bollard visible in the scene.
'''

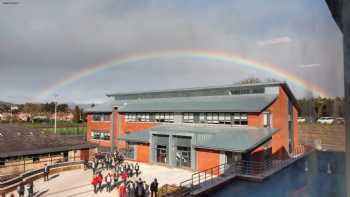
[327,163,332,174]
[304,161,309,172]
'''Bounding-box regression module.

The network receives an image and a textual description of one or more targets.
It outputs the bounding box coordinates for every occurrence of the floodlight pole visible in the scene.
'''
[54,94,58,134]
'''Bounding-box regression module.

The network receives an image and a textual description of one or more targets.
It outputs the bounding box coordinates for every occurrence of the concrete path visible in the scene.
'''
[6,162,193,197]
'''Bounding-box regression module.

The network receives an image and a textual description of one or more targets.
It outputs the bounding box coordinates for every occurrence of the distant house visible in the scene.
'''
[17,113,31,121]
[0,124,96,179]
[85,82,300,171]
[49,112,74,121]
[0,113,10,121]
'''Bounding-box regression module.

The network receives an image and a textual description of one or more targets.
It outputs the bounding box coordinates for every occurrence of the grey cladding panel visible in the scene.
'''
[174,136,191,147]
[153,135,169,146]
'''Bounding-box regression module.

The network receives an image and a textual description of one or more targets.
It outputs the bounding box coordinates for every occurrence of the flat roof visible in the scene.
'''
[0,124,96,158]
[120,124,279,153]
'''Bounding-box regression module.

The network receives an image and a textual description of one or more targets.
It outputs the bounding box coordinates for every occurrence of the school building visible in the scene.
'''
[86,82,299,171]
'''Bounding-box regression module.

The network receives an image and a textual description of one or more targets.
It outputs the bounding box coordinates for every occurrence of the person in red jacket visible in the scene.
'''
[97,172,103,193]
[91,175,98,194]
[119,183,126,197]
[121,171,128,185]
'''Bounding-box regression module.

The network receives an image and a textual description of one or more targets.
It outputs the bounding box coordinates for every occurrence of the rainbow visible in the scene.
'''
[36,49,328,100]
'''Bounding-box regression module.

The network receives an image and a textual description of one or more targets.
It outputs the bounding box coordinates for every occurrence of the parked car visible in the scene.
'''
[297,117,306,123]
[317,117,335,124]
[335,117,345,124]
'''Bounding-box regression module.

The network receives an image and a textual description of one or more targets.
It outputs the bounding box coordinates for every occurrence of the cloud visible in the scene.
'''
[0,0,344,103]
[257,37,292,46]
[298,64,321,68]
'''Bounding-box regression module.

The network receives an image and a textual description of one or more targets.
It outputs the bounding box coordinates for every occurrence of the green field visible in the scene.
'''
[16,121,87,136]
[42,127,86,135]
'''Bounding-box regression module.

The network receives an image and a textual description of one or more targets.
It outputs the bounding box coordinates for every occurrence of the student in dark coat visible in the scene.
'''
[150,179,158,197]
[16,182,25,197]
[135,163,140,177]
[134,180,145,197]
[43,164,49,182]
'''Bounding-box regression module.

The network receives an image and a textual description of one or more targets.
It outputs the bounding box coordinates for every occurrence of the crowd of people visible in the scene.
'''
[12,151,159,197]
[90,151,159,197]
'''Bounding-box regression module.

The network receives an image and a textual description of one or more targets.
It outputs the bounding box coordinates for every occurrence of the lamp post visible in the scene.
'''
[54,94,58,134]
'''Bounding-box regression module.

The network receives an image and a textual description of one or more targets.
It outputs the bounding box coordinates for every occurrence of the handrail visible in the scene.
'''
[167,145,313,196]
[0,160,84,189]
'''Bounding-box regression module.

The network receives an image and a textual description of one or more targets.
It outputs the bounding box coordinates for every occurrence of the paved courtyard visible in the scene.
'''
[7,162,193,197]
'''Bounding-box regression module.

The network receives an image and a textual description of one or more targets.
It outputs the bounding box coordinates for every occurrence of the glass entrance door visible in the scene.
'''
[176,146,191,168]
[156,145,168,164]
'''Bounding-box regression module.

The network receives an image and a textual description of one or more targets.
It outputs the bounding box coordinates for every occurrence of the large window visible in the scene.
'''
[219,113,232,124]
[263,112,272,128]
[92,113,111,122]
[183,112,194,123]
[233,113,248,125]
[126,112,175,122]
[91,131,110,140]
[207,112,219,124]
[125,113,150,122]
[155,112,174,123]
[183,112,248,125]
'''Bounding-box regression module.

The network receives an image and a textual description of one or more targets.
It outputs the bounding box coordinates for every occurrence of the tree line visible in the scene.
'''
[0,102,86,123]
[298,97,344,120]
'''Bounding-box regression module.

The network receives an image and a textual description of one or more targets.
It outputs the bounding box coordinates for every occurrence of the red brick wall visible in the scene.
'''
[248,112,263,127]
[196,149,220,172]
[246,87,300,160]
[135,144,150,163]
[293,106,299,148]
[269,87,289,155]
[116,113,158,149]
[86,114,112,147]
[86,112,158,149]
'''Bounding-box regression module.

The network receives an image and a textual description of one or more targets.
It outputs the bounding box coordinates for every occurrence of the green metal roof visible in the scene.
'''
[119,131,150,143]
[107,82,284,98]
[120,124,279,153]
[116,94,277,113]
[85,102,114,113]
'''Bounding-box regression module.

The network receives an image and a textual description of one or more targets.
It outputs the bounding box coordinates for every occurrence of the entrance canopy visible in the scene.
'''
[120,125,279,153]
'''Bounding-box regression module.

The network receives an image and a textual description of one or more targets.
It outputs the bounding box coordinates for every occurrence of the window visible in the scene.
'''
[233,113,248,125]
[219,113,231,124]
[263,112,272,128]
[92,113,111,121]
[125,113,150,122]
[183,112,194,123]
[199,113,206,123]
[207,112,219,124]
[91,131,110,140]
[155,112,174,123]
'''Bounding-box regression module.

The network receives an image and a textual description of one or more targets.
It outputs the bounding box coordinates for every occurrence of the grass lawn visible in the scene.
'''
[16,121,87,135]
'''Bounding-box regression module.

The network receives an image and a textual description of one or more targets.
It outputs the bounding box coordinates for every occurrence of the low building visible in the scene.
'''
[86,82,299,171]
[0,124,96,179]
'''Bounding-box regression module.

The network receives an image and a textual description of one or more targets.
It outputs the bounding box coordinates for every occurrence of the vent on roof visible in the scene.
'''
[0,132,3,137]
[17,132,21,136]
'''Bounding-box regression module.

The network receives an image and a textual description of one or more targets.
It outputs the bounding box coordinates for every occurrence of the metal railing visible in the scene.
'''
[167,145,312,196]
[0,156,80,181]
[0,160,84,189]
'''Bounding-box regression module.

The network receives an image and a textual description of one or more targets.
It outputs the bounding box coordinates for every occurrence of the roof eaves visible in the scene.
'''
[0,144,96,159]
[106,82,284,97]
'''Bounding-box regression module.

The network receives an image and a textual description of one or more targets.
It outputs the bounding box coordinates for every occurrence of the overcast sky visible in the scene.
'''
[0,0,343,104]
